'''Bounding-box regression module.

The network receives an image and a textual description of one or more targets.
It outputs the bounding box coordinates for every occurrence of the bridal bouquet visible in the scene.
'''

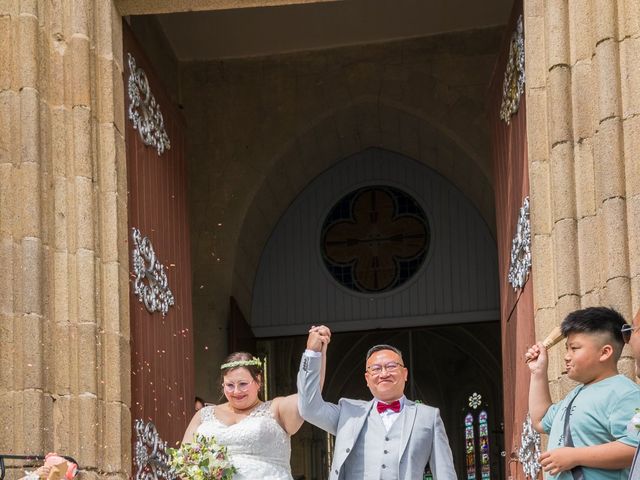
[168,434,236,480]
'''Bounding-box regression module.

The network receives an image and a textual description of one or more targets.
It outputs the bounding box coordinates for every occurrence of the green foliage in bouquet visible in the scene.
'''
[168,434,236,480]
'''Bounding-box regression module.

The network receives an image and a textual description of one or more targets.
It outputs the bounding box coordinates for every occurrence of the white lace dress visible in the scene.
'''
[196,402,293,480]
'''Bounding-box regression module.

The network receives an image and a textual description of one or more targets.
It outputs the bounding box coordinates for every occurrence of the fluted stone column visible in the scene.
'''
[0,1,129,479]
[525,0,640,393]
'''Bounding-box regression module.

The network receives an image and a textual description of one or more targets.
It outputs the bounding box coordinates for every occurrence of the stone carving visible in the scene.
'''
[500,15,525,124]
[134,419,175,480]
[508,196,531,290]
[131,228,175,316]
[518,413,542,479]
[127,53,171,156]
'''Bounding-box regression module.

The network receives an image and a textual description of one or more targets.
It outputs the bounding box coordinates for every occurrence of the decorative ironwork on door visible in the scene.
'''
[134,420,175,480]
[500,15,525,124]
[508,196,531,290]
[131,227,175,316]
[127,53,171,155]
[517,414,542,479]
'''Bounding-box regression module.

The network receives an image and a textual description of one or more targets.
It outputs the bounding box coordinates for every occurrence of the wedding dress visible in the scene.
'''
[196,401,293,480]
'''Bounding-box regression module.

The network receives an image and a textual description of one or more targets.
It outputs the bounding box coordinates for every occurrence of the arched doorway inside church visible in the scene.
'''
[248,148,502,478]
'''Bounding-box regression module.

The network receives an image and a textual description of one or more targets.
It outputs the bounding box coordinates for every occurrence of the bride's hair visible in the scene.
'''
[219,352,264,399]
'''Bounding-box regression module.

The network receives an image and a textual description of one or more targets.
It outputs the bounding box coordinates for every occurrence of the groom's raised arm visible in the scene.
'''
[297,327,340,435]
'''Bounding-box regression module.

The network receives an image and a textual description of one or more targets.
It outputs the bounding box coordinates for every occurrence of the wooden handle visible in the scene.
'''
[541,326,563,348]
[525,326,563,363]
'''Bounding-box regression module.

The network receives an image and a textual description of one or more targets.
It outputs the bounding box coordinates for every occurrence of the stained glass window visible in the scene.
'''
[479,411,490,480]
[464,402,491,479]
[465,413,476,480]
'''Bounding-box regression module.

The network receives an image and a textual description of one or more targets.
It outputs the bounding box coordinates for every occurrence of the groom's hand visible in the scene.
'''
[307,325,331,352]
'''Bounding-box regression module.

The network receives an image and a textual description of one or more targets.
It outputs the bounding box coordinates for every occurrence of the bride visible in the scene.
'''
[182,327,329,480]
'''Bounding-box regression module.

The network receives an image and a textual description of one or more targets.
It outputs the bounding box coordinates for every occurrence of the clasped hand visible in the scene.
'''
[540,447,578,476]
[307,325,331,351]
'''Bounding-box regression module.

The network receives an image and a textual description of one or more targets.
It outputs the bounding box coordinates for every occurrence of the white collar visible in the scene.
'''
[374,395,406,409]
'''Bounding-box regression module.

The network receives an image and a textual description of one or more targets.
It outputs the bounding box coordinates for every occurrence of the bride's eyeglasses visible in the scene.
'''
[222,380,255,393]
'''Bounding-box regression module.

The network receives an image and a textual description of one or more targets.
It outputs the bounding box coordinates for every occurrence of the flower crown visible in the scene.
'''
[220,357,262,370]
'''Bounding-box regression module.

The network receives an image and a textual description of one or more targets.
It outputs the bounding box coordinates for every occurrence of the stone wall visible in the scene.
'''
[525,0,640,395]
[180,27,504,399]
[0,1,129,478]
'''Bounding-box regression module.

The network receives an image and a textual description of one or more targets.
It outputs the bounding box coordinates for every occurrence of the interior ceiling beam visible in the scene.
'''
[115,0,342,16]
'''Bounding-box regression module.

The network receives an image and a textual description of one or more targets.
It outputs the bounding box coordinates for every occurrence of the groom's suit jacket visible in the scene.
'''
[297,353,457,480]
[630,448,640,480]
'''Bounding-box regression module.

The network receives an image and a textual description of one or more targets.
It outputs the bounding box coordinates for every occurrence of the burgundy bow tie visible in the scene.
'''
[377,400,401,414]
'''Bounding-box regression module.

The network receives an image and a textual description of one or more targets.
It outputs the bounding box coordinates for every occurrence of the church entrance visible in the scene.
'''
[122,0,534,478]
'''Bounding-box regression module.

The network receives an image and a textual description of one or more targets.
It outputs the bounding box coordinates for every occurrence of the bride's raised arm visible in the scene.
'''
[274,329,330,435]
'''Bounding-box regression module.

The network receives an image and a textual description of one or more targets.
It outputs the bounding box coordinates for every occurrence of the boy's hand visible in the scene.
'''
[540,448,578,475]
[525,341,548,374]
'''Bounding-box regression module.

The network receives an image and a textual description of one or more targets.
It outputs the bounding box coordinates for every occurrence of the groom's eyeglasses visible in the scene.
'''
[366,362,404,376]
[222,380,254,392]
[621,324,640,344]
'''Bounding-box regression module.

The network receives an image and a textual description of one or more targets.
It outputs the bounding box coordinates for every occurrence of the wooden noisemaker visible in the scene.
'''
[526,326,563,363]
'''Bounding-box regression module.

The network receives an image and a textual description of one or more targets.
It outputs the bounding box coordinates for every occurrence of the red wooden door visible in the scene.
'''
[123,23,195,449]
[489,2,538,479]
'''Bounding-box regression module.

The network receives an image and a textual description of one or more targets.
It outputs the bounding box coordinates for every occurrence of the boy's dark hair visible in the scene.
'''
[561,307,628,359]
[366,344,404,363]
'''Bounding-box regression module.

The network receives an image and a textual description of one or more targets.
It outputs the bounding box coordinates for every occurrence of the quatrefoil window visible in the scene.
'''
[321,186,429,293]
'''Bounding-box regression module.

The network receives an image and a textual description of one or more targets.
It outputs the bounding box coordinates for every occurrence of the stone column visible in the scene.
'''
[525,0,640,392]
[0,1,130,478]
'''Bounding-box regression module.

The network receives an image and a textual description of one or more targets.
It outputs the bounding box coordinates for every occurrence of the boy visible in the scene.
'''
[527,306,640,479]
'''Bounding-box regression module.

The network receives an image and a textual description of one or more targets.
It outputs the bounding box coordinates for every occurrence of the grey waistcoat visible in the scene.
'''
[342,409,405,480]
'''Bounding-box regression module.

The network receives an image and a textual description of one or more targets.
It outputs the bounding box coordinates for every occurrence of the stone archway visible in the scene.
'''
[183,27,506,394]
[231,99,497,322]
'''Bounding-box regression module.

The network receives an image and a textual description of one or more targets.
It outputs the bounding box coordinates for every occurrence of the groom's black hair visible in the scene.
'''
[366,344,404,363]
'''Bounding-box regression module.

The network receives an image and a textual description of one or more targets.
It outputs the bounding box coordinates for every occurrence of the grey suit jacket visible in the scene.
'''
[630,447,640,480]
[297,354,457,480]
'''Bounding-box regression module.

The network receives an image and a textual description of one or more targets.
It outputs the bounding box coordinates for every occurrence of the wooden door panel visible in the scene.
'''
[124,22,195,448]
[489,1,538,478]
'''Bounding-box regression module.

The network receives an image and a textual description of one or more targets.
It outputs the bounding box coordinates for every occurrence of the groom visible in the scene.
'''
[297,326,457,479]
[625,309,640,480]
